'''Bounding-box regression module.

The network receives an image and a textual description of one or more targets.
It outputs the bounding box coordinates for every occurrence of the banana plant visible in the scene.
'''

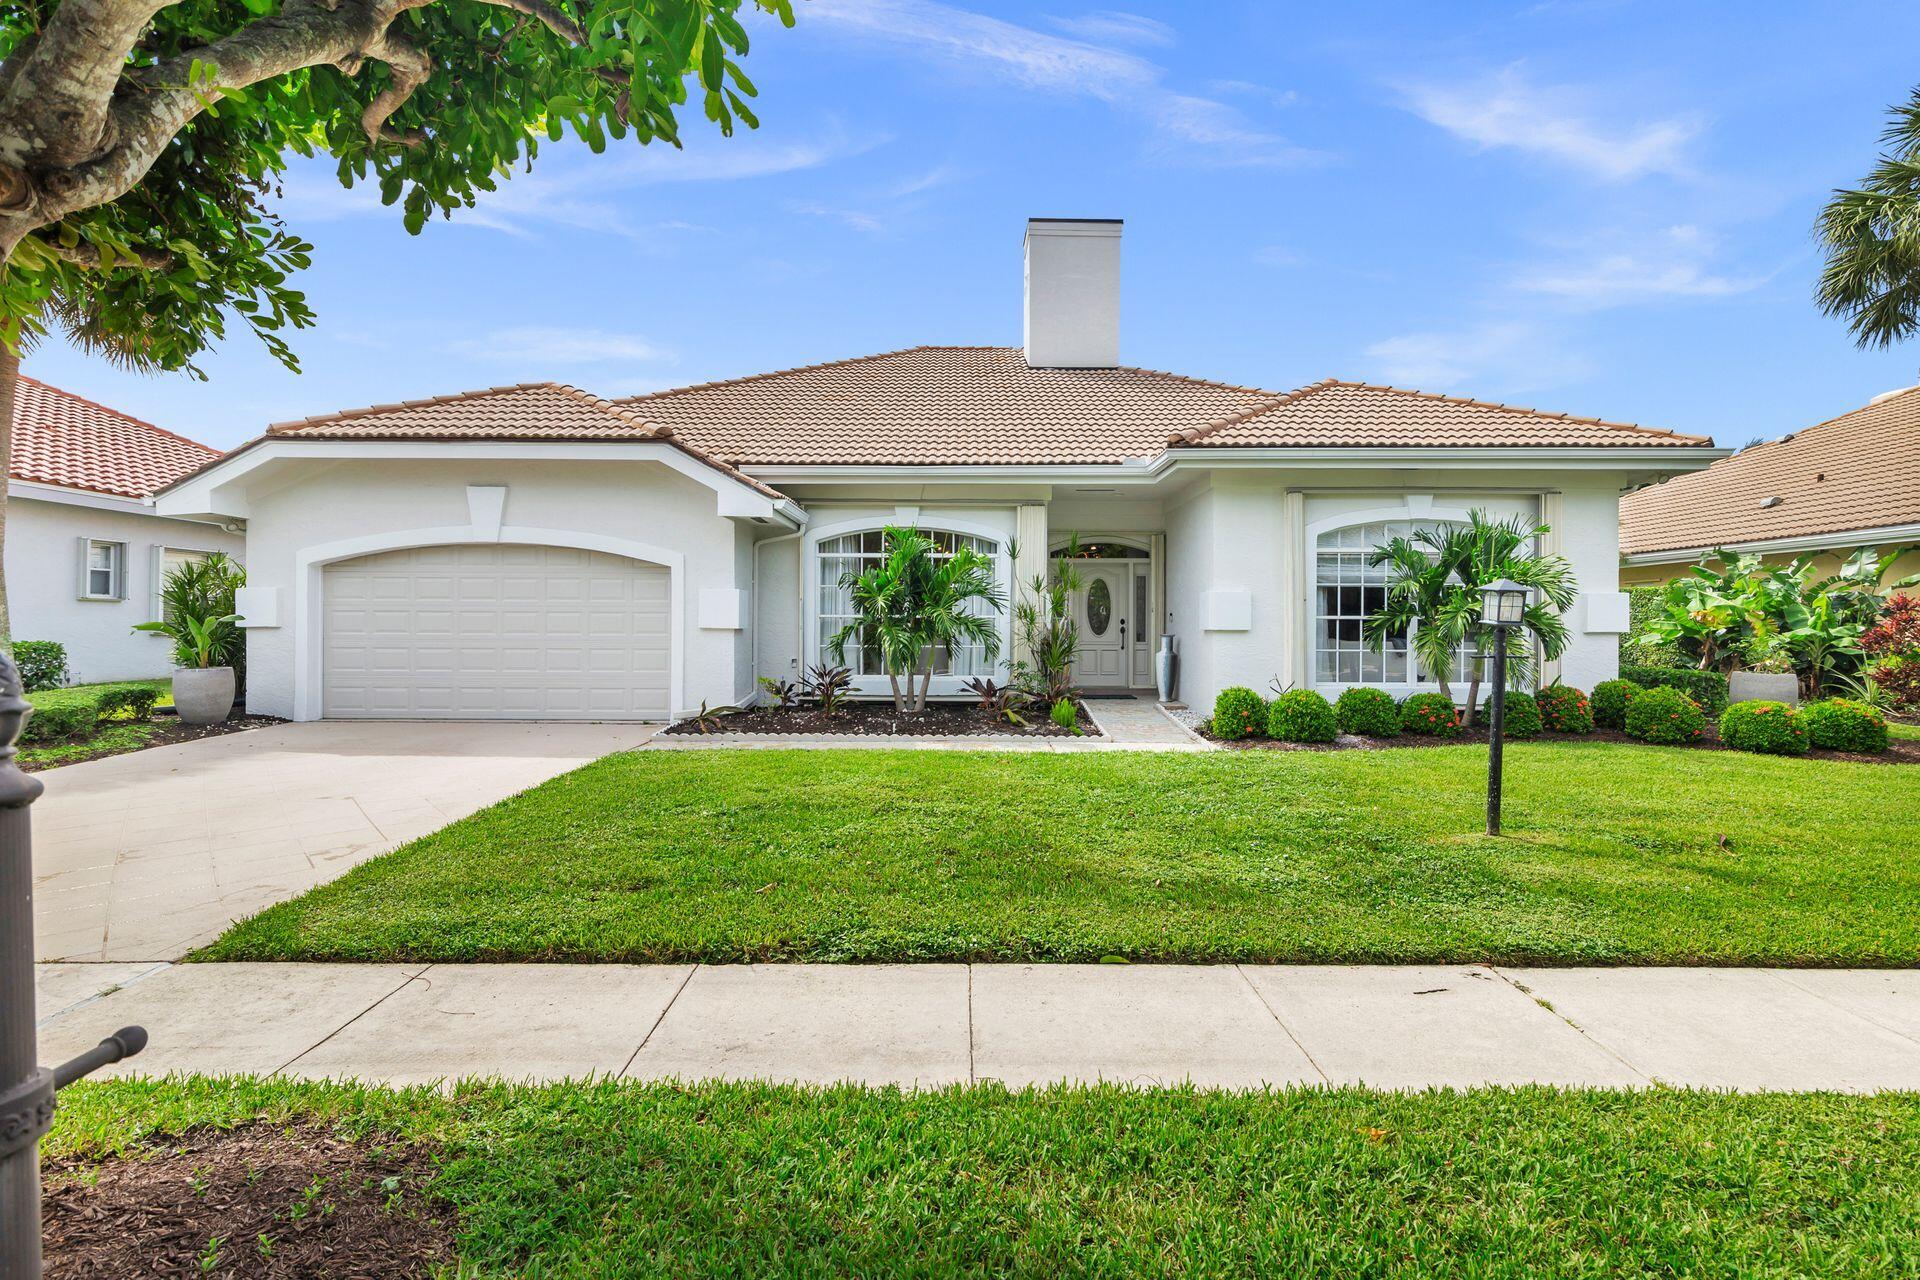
[133,611,241,669]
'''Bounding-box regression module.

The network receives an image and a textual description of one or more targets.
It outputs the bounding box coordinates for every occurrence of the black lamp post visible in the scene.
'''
[1479,578,1529,836]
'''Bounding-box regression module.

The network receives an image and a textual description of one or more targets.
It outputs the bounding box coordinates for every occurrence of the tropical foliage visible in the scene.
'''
[828,526,1004,714]
[1363,511,1575,724]
[1008,541,1084,705]
[133,552,246,669]
[1863,594,1920,710]
[1817,88,1920,347]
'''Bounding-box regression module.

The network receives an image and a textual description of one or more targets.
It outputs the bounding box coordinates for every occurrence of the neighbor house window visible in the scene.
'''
[81,539,126,601]
[815,528,1002,681]
[151,547,212,622]
[1313,521,1470,689]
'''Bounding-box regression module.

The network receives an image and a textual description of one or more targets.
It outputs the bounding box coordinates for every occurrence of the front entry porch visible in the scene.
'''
[1053,536,1159,692]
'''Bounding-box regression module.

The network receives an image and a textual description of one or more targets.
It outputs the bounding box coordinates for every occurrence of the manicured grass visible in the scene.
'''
[18,719,163,767]
[46,1077,1920,1278]
[27,676,173,711]
[201,744,1920,966]
[1891,721,1920,742]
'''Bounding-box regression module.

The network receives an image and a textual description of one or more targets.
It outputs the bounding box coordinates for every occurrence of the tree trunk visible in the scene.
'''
[914,650,934,714]
[0,341,15,654]
[887,670,905,714]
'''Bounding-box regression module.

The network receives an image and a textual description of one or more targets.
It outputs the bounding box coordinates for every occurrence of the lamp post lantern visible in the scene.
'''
[1478,579,1529,836]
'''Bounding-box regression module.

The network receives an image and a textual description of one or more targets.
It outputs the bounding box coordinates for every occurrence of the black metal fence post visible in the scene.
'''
[1486,625,1508,837]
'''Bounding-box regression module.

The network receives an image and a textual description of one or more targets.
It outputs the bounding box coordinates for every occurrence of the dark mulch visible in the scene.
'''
[42,1123,452,1279]
[1208,722,1920,764]
[22,715,285,773]
[664,699,1095,737]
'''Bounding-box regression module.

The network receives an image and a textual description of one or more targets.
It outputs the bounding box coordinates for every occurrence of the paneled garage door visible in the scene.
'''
[322,544,670,720]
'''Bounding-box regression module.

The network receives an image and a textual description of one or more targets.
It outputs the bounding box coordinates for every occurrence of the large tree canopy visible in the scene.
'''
[1816,88,1920,349]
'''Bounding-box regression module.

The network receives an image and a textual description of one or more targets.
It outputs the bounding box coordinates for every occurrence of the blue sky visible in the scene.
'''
[27,0,1920,451]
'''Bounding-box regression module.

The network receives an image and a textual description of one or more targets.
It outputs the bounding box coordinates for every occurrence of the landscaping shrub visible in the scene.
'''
[1267,689,1337,743]
[1211,686,1266,740]
[1334,687,1400,737]
[1050,698,1078,733]
[1864,594,1920,711]
[93,684,161,721]
[1399,692,1461,737]
[1622,664,1728,714]
[1478,690,1542,739]
[1800,697,1889,754]
[1870,652,1920,712]
[1718,700,1808,755]
[1591,679,1640,730]
[21,697,97,744]
[12,640,68,692]
[1623,686,1705,744]
[1536,683,1594,734]
[1622,585,1685,666]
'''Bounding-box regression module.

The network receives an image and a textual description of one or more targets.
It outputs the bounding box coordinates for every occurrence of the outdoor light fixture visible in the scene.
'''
[1478,579,1528,836]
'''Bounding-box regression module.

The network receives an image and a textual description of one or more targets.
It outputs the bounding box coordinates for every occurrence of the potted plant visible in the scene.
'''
[133,553,246,725]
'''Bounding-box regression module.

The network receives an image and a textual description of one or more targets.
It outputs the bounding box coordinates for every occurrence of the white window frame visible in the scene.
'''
[804,517,1012,699]
[77,537,127,602]
[149,545,222,624]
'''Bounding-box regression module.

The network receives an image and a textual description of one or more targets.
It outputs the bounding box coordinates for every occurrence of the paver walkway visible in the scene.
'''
[31,721,655,963]
[33,961,1920,1092]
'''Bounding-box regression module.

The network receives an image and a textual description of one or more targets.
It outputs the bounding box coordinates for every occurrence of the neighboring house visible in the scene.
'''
[7,377,245,683]
[157,219,1724,722]
[1621,385,1920,587]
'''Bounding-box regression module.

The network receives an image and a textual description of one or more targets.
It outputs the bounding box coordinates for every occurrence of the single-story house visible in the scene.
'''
[157,219,1724,722]
[7,376,245,682]
[1621,384,1920,587]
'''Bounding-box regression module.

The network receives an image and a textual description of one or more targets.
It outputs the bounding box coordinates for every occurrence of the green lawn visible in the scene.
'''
[46,1077,1920,1278]
[19,678,173,768]
[201,744,1920,967]
[1891,721,1920,742]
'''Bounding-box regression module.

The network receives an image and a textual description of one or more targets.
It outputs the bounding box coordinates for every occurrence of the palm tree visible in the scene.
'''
[1816,88,1920,348]
[906,543,1003,712]
[1365,512,1576,726]
[829,527,930,713]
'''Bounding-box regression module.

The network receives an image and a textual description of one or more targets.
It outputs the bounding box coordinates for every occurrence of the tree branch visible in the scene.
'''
[30,232,171,270]
[0,0,177,170]
[358,27,434,148]
[466,0,586,47]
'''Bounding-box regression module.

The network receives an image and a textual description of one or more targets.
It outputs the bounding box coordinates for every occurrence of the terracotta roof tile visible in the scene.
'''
[1621,386,1920,555]
[1180,380,1711,450]
[9,375,220,498]
[264,381,786,499]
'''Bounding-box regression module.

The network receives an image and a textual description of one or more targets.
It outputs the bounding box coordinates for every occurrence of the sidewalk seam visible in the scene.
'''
[966,965,977,1085]
[620,963,699,1077]
[273,963,437,1077]
[1233,964,1330,1084]
[1486,966,1653,1084]
[1767,970,1920,1050]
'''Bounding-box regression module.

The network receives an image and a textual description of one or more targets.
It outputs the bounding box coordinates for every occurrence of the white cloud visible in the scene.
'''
[1400,66,1697,182]
[1045,10,1175,46]
[1513,225,1767,307]
[787,200,889,234]
[444,327,675,366]
[1210,79,1300,109]
[1364,322,1593,393]
[807,0,1324,168]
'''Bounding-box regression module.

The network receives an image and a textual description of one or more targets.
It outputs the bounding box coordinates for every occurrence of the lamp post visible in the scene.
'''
[1479,579,1529,836]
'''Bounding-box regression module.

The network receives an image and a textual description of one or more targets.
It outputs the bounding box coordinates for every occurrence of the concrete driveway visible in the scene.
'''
[30,720,656,962]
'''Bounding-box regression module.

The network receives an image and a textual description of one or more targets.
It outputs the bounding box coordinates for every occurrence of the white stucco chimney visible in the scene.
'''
[1023,218,1122,368]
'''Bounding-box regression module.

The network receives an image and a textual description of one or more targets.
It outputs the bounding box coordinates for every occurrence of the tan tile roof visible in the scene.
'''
[1621,385,1920,556]
[617,348,1708,464]
[263,382,786,499]
[618,346,1280,464]
[1177,379,1711,449]
[9,375,220,499]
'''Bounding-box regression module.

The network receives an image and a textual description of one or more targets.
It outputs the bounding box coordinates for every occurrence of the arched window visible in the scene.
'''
[1314,520,1471,690]
[815,527,1003,683]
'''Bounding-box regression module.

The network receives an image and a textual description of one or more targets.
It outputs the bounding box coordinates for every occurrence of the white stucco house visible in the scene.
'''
[7,376,245,683]
[156,219,1726,722]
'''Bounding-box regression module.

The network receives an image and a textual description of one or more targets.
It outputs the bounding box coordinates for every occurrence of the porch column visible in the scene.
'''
[1278,490,1308,687]
[1012,503,1050,668]
[1538,491,1564,687]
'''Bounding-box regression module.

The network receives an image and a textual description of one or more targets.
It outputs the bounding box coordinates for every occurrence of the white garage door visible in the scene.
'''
[322,544,670,720]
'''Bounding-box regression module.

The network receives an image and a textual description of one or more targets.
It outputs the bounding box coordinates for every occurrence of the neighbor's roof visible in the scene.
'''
[615,347,1709,465]
[9,375,221,499]
[261,381,785,499]
[1620,385,1920,556]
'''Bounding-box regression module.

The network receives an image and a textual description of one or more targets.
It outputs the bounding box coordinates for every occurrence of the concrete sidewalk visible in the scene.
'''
[34,961,1920,1092]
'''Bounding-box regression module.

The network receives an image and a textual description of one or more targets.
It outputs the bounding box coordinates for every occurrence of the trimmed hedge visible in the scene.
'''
[1718,701,1808,756]
[1624,686,1706,744]
[1622,586,1684,667]
[22,681,166,744]
[1478,690,1542,739]
[12,640,68,692]
[1591,679,1639,730]
[1622,665,1728,715]
[1399,692,1462,737]
[1268,689,1337,743]
[1800,698,1889,754]
[1211,687,1266,740]
[1334,687,1400,737]
[1536,683,1594,734]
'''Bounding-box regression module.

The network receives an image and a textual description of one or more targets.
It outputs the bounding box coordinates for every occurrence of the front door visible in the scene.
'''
[1073,562,1131,687]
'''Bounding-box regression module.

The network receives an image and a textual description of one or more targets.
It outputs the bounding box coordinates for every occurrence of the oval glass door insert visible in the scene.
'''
[1087,578,1112,635]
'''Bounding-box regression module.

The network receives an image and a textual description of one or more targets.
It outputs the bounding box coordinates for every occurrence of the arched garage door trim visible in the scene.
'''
[292,523,684,722]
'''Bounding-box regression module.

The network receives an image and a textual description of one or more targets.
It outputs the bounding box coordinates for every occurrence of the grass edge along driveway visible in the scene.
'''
[198,744,1920,968]
[48,1077,1920,1279]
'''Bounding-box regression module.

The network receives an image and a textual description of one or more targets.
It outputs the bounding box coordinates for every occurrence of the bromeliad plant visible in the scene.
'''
[829,527,1005,715]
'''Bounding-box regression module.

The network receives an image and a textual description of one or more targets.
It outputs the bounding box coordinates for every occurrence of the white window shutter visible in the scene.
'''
[75,535,91,598]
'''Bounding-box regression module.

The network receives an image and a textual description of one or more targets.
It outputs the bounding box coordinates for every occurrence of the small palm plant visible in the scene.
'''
[133,552,247,669]
[829,526,1005,714]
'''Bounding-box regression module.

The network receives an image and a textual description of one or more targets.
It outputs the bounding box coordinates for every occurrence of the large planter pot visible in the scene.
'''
[1728,670,1800,707]
[173,666,236,725]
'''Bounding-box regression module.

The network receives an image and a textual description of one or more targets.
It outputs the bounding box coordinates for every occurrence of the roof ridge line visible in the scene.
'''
[1167,378,1341,445]
[615,346,948,404]
[266,381,561,433]
[16,374,221,455]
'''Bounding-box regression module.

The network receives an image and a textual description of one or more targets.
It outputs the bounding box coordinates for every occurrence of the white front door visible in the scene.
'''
[1073,562,1131,687]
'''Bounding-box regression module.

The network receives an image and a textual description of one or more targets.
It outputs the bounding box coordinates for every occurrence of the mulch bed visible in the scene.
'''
[42,1123,453,1279]
[1206,722,1920,764]
[22,715,285,773]
[664,699,1096,737]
